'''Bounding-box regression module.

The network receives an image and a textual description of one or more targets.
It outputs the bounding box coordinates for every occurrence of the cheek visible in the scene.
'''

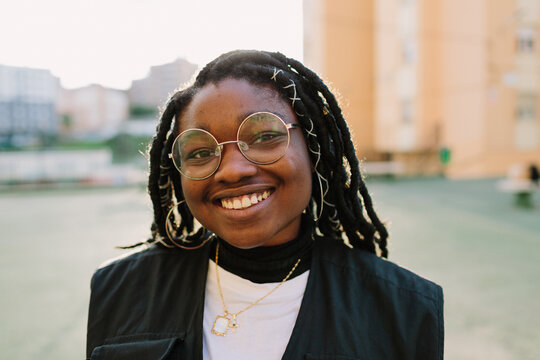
[288,145,313,202]
[180,178,203,212]
[180,178,189,199]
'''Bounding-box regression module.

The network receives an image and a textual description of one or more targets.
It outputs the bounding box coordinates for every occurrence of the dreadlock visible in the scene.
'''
[142,50,389,258]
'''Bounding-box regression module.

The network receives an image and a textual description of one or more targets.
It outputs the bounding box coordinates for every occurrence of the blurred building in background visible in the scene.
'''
[304,0,540,178]
[58,84,129,139]
[0,65,60,147]
[304,0,377,165]
[0,58,197,186]
[129,58,198,109]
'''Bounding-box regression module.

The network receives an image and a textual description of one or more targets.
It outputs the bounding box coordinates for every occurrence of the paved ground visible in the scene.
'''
[1,178,539,359]
[367,177,540,360]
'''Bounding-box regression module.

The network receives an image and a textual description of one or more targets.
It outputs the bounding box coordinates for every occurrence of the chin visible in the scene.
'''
[218,232,269,249]
[206,215,303,248]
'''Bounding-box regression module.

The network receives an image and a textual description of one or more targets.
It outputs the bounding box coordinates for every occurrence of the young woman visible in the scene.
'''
[87,50,444,360]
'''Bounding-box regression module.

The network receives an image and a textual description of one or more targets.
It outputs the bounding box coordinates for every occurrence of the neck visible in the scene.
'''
[209,215,314,283]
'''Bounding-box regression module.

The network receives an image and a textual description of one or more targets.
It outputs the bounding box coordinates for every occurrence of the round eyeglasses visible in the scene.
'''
[169,112,302,180]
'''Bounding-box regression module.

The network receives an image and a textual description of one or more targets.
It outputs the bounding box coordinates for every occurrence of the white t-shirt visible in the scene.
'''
[203,260,309,360]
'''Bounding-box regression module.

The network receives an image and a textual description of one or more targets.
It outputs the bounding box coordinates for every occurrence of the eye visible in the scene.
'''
[250,131,286,145]
[188,149,212,159]
[185,148,214,162]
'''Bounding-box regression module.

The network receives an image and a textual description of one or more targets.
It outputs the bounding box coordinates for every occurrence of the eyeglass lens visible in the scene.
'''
[171,112,292,180]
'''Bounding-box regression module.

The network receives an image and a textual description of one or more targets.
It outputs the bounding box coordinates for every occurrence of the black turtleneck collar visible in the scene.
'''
[209,215,314,283]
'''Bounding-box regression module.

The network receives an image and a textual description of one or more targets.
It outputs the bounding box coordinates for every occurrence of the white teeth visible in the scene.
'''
[220,190,271,210]
[221,199,233,209]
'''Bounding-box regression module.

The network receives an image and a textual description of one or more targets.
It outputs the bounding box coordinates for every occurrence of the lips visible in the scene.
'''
[220,190,271,210]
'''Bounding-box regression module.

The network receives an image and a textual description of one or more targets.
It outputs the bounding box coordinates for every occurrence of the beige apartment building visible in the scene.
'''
[58,84,129,138]
[304,0,540,178]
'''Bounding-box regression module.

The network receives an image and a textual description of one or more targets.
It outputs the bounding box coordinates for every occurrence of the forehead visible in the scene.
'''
[177,78,294,132]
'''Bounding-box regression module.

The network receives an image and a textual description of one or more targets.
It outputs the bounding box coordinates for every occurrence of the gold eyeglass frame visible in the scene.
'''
[168,111,301,180]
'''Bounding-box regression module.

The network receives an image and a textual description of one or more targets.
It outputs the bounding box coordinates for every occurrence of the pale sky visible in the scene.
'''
[0,0,303,90]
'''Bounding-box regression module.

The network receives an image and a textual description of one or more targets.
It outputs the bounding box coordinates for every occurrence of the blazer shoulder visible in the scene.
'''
[315,236,443,303]
[93,244,159,274]
[313,236,444,359]
[90,244,192,291]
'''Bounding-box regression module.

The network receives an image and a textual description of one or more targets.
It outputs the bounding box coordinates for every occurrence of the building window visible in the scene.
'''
[402,99,413,124]
[0,103,9,132]
[515,118,538,149]
[516,28,535,53]
[402,40,417,63]
[516,95,536,120]
[515,94,539,149]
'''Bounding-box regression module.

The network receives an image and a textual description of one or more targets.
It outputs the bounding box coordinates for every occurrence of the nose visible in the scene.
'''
[213,143,257,183]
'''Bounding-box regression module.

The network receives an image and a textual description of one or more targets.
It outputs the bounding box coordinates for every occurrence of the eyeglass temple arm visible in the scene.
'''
[287,124,302,130]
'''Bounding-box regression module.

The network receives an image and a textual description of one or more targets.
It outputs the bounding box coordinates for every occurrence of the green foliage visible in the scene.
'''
[106,133,151,163]
[62,114,73,129]
[130,105,157,118]
[52,139,108,150]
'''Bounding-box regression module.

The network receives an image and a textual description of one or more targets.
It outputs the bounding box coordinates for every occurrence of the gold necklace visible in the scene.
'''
[211,241,301,337]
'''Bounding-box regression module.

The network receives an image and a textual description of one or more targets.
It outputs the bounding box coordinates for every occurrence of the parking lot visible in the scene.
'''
[1,177,539,359]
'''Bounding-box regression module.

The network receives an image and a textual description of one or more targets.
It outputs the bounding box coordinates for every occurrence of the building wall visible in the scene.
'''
[303,0,325,75]
[304,0,377,160]
[305,0,540,178]
[438,0,489,177]
[375,0,422,153]
[129,58,198,108]
[374,0,445,174]
[58,84,129,138]
[0,65,60,147]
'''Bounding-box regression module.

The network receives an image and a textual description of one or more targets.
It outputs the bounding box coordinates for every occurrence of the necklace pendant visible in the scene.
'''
[213,244,301,338]
[211,315,230,336]
[229,314,239,332]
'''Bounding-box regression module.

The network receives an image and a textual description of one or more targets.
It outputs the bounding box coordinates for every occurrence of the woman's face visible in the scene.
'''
[178,78,312,248]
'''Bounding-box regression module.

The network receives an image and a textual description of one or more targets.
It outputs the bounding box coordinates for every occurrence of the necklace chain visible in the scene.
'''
[211,241,301,336]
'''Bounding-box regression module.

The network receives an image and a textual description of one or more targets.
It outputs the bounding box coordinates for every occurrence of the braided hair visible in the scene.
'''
[143,50,389,258]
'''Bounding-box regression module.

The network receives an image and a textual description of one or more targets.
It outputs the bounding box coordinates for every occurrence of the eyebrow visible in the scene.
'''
[236,110,289,123]
[186,110,291,131]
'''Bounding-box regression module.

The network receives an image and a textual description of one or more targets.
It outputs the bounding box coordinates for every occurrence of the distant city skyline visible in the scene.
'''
[0,55,199,148]
[0,0,303,90]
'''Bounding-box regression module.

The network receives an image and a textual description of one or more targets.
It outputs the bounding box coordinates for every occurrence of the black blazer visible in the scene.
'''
[87,237,444,359]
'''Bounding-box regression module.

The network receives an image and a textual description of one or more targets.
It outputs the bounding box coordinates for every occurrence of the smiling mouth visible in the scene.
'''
[219,190,272,210]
